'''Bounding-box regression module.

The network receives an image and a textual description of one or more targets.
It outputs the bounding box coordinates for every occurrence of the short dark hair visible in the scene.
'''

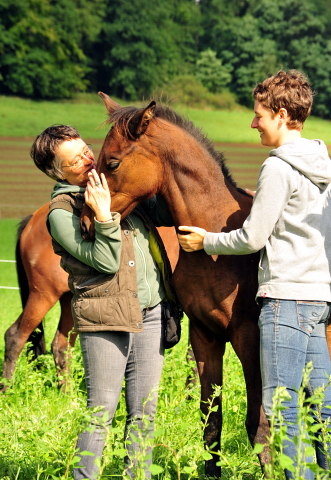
[253,70,313,130]
[30,125,80,181]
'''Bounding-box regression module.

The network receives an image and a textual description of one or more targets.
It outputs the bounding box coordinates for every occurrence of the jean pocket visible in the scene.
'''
[262,298,279,312]
[296,301,328,333]
[258,298,279,329]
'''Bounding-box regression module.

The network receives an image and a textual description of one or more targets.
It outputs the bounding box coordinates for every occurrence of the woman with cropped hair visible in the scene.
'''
[178,70,331,479]
[31,124,179,479]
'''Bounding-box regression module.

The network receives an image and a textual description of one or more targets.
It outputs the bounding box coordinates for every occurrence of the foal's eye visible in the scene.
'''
[106,160,120,171]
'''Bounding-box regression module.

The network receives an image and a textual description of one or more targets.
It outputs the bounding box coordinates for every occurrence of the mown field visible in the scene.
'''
[0,137,269,219]
[2,137,330,220]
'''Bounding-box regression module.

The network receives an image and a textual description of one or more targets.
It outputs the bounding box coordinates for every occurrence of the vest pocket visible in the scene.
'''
[73,294,130,327]
[72,273,122,326]
[75,273,119,297]
[76,274,109,290]
[73,298,98,324]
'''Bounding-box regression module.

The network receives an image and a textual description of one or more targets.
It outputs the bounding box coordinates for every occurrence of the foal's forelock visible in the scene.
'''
[108,107,141,140]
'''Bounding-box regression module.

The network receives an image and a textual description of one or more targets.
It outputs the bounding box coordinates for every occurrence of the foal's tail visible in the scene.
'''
[16,215,31,308]
[16,216,46,360]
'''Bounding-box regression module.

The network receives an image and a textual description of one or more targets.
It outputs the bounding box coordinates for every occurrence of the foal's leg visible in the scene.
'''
[230,321,271,470]
[326,323,331,359]
[51,291,77,391]
[185,325,199,392]
[1,291,59,391]
[190,320,225,479]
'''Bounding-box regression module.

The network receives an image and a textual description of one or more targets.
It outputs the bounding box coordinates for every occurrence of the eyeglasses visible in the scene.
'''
[62,144,93,170]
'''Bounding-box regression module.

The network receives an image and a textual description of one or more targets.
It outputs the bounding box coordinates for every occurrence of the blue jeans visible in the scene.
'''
[73,303,164,480]
[259,298,331,479]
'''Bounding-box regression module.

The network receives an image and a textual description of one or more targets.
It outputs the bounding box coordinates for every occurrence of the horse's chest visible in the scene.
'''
[173,265,238,329]
[173,257,239,297]
[172,254,258,330]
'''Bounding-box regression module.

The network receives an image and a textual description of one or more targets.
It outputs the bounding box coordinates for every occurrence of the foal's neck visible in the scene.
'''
[160,131,250,232]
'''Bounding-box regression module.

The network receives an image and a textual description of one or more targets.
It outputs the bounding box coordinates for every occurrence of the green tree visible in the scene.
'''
[253,0,331,117]
[0,0,105,99]
[204,0,331,116]
[219,14,278,106]
[199,0,278,106]
[195,49,231,93]
[96,0,178,100]
[199,0,259,52]
[96,0,201,100]
[169,0,202,75]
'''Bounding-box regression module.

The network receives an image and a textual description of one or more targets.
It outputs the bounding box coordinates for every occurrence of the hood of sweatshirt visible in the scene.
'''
[269,138,331,190]
[51,181,85,199]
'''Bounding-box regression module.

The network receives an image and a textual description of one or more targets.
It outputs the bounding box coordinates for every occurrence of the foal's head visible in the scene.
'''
[96,92,234,217]
[96,93,166,216]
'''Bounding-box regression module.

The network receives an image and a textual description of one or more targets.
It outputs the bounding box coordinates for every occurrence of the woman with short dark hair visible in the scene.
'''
[178,71,331,479]
[31,125,178,479]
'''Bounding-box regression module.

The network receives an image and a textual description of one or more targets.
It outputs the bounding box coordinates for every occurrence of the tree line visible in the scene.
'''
[1,0,331,117]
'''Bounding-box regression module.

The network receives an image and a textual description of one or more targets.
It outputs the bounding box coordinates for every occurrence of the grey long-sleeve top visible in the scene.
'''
[203,138,331,301]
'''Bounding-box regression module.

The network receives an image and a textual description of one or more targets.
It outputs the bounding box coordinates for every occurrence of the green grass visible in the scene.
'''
[2,94,331,144]
[178,108,331,144]
[0,219,266,479]
[0,219,19,289]
[0,95,111,140]
[0,219,17,259]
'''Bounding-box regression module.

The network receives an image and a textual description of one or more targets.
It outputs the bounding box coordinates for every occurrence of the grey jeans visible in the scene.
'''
[73,303,164,479]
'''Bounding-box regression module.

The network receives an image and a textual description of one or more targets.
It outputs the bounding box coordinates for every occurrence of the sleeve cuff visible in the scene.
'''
[95,212,121,230]
[203,232,224,255]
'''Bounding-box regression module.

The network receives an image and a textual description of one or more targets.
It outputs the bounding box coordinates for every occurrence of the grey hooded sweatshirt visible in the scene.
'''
[203,138,331,301]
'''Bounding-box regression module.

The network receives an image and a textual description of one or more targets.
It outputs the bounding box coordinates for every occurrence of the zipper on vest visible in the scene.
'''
[126,216,152,309]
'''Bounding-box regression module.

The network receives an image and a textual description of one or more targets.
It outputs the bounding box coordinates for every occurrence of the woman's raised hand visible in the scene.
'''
[85,170,112,222]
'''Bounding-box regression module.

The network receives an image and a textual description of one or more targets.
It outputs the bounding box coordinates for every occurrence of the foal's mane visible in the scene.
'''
[108,103,238,188]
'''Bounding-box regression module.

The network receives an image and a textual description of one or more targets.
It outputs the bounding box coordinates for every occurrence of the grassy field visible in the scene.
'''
[0,219,265,480]
[1,94,331,144]
[1,137,330,220]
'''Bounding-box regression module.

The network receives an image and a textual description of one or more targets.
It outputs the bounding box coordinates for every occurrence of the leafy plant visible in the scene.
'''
[253,363,331,480]
[196,49,232,94]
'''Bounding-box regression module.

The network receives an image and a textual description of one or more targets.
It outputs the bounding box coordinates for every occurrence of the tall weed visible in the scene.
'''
[253,363,331,480]
[0,321,266,479]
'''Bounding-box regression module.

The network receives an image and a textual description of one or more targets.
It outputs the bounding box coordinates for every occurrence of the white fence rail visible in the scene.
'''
[0,258,18,290]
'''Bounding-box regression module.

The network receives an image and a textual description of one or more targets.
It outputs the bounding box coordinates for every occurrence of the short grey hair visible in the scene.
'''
[30,125,81,181]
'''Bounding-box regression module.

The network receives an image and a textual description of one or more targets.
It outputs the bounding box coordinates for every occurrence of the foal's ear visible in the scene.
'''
[128,101,156,138]
[98,92,122,114]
